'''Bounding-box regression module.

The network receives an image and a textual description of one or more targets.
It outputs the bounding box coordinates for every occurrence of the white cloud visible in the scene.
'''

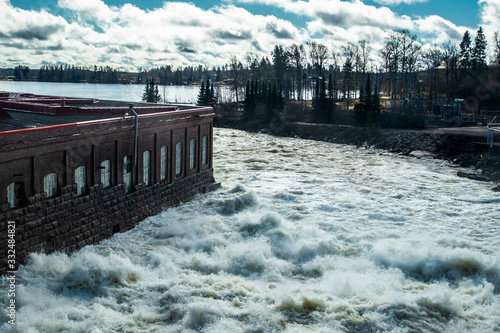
[414,15,467,45]
[0,1,311,70]
[373,0,429,5]
[479,0,500,32]
[0,0,484,70]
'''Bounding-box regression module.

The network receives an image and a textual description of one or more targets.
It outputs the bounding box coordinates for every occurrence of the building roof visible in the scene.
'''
[0,92,189,133]
[0,110,123,132]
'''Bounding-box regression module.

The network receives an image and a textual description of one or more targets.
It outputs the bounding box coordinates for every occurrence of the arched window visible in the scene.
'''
[44,173,58,198]
[189,139,196,170]
[123,156,133,193]
[75,166,86,196]
[7,182,25,208]
[176,142,183,175]
[101,160,111,188]
[202,136,208,165]
[160,146,168,180]
[143,151,151,185]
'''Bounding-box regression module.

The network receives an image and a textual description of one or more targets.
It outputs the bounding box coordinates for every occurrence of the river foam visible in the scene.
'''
[1,128,499,332]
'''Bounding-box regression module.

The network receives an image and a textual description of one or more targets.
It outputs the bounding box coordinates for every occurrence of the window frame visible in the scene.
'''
[7,182,25,209]
[143,150,151,186]
[189,139,196,170]
[202,136,208,166]
[75,166,87,196]
[123,156,133,193]
[7,183,15,208]
[175,142,183,175]
[44,173,58,198]
[101,160,111,188]
[160,146,168,181]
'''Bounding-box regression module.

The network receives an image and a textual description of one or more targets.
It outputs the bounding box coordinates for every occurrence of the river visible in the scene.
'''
[1,83,499,332]
[0,81,233,104]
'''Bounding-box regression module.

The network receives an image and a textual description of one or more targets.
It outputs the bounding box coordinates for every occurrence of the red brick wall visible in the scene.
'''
[0,107,218,275]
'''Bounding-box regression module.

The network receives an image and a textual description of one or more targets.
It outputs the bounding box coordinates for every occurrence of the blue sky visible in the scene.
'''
[1,0,498,70]
[9,0,482,28]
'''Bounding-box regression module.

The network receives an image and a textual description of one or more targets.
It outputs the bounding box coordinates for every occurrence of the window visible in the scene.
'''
[160,146,168,180]
[123,156,133,193]
[7,182,25,209]
[189,139,196,169]
[101,160,111,188]
[44,173,58,198]
[75,166,86,196]
[202,136,208,165]
[7,183,14,208]
[143,151,151,186]
[176,142,182,175]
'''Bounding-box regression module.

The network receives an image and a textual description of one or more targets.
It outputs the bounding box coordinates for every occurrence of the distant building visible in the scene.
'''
[0,92,219,275]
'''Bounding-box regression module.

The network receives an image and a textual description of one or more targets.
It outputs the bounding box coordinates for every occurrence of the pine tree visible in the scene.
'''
[209,83,217,109]
[354,75,378,126]
[495,32,500,67]
[197,81,206,106]
[373,83,381,114]
[342,59,356,109]
[354,85,366,125]
[312,77,329,123]
[141,79,151,102]
[459,30,472,78]
[142,78,162,103]
[243,80,256,120]
[327,73,336,121]
[472,27,487,73]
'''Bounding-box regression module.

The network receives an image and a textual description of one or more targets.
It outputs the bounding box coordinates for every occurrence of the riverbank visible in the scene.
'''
[215,119,500,188]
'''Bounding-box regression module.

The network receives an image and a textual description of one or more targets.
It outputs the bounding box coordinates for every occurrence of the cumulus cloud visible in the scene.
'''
[479,0,500,32]
[415,15,466,44]
[0,0,483,70]
[373,0,428,5]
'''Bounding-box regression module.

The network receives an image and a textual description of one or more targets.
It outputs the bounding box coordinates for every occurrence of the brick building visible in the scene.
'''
[0,92,219,275]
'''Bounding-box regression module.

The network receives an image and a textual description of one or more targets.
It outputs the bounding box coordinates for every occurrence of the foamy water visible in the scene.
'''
[2,128,500,332]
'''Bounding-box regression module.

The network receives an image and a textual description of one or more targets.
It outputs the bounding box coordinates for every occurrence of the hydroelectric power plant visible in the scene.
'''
[0,92,219,276]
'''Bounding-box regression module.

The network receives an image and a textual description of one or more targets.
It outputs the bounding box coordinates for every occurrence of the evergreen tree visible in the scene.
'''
[354,86,365,125]
[495,32,500,67]
[342,59,356,109]
[243,80,256,120]
[354,75,378,126]
[197,81,206,106]
[472,27,487,73]
[312,77,329,123]
[141,79,150,102]
[459,30,472,78]
[327,73,337,120]
[373,83,381,114]
[142,78,162,103]
[209,83,217,110]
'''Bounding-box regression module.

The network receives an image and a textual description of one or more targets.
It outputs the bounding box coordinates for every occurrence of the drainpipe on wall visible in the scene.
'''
[129,104,139,168]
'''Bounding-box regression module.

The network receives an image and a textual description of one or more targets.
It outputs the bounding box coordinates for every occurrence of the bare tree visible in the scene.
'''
[381,30,421,73]
[341,42,358,68]
[330,47,341,100]
[358,40,372,74]
[229,55,245,104]
[380,30,421,98]
[422,47,444,100]
[442,41,459,98]
[494,31,500,66]
[307,42,329,76]
[288,44,306,100]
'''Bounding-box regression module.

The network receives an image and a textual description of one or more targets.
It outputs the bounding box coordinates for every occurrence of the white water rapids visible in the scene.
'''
[1,128,500,332]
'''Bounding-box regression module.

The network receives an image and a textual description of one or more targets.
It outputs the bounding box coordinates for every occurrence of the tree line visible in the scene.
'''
[6,26,500,114]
